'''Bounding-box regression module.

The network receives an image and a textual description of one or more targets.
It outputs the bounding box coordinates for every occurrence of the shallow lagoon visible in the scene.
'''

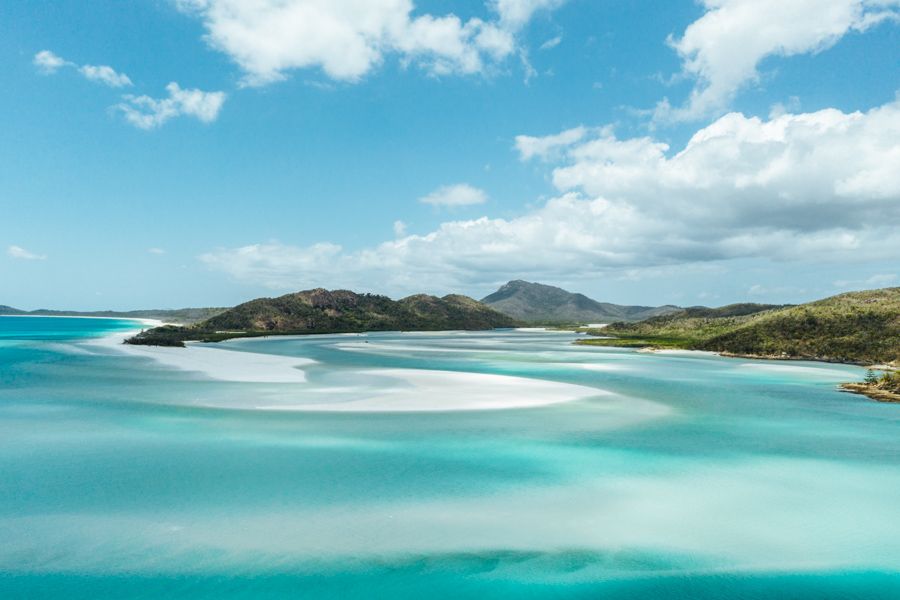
[1,317,899,599]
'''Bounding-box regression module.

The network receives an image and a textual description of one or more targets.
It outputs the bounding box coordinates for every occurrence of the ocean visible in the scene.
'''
[1,316,898,599]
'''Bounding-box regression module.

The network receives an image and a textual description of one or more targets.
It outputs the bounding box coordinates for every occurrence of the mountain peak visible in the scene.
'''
[482,281,680,325]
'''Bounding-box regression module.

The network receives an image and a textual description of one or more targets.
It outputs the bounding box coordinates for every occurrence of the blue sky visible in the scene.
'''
[1,0,899,310]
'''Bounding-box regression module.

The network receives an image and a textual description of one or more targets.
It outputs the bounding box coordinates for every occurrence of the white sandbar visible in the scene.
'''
[85,332,314,383]
[85,330,633,413]
[256,368,606,412]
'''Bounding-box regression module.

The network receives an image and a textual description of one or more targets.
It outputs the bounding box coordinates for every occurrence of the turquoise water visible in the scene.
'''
[1,316,899,599]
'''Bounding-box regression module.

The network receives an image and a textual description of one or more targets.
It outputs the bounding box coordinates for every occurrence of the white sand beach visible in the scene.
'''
[70,320,663,413]
[255,368,607,412]
[83,327,618,412]
[84,331,315,383]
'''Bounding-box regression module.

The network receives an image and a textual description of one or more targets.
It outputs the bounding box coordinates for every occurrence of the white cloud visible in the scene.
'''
[8,245,46,261]
[33,50,69,73]
[539,35,562,50]
[200,97,900,294]
[834,273,898,288]
[32,51,217,128]
[748,284,806,297]
[175,0,563,86]
[393,220,408,237]
[148,248,167,255]
[493,0,566,30]
[769,96,802,119]
[659,0,900,121]
[117,82,226,129]
[33,50,132,87]
[419,183,488,207]
[515,125,586,161]
[867,273,898,286]
[78,64,132,88]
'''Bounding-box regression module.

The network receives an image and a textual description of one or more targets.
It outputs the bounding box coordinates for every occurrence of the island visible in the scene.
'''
[125,288,520,346]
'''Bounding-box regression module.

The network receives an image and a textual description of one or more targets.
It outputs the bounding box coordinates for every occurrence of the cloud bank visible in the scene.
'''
[201,97,900,294]
[175,0,566,85]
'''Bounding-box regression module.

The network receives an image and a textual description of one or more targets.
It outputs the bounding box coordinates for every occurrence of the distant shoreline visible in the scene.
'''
[574,337,900,405]
[0,314,163,326]
[575,337,881,367]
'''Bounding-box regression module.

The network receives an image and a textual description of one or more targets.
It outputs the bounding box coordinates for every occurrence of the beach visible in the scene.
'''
[87,330,315,383]
[87,325,612,412]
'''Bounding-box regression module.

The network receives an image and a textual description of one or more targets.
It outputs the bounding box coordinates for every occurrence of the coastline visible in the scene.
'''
[0,314,163,326]
[575,338,900,405]
[85,327,620,412]
[576,337,879,367]
[84,330,314,383]
[839,383,900,404]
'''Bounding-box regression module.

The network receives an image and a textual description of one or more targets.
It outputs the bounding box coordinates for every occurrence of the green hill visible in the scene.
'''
[481,280,681,324]
[126,288,520,346]
[577,288,900,365]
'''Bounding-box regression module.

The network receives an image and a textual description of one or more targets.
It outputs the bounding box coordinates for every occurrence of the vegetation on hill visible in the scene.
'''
[577,288,900,365]
[126,288,520,346]
[481,280,681,324]
[0,306,227,325]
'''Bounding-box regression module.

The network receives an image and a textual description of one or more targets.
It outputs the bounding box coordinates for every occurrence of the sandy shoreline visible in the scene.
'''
[84,331,314,383]
[83,328,615,412]
[255,368,607,412]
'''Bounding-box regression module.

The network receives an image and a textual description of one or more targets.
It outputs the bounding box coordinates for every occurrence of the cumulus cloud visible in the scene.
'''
[117,82,226,129]
[32,50,216,128]
[553,99,900,223]
[8,245,46,260]
[175,0,564,86]
[33,50,68,73]
[659,0,900,121]
[419,184,488,207]
[33,50,132,87]
[393,220,408,237]
[200,97,900,294]
[492,0,566,30]
[78,64,132,87]
[515,125,586,161]
[148,247,166,255]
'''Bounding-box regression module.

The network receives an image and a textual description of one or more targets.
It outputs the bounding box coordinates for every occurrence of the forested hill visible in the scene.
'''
[578,288,900,365]
[126,288,520,346]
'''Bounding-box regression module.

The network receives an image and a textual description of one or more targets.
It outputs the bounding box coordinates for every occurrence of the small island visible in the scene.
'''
[125,288,521,346]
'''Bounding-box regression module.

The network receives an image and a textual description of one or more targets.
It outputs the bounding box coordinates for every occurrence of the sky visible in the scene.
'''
[1,0,899,310]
